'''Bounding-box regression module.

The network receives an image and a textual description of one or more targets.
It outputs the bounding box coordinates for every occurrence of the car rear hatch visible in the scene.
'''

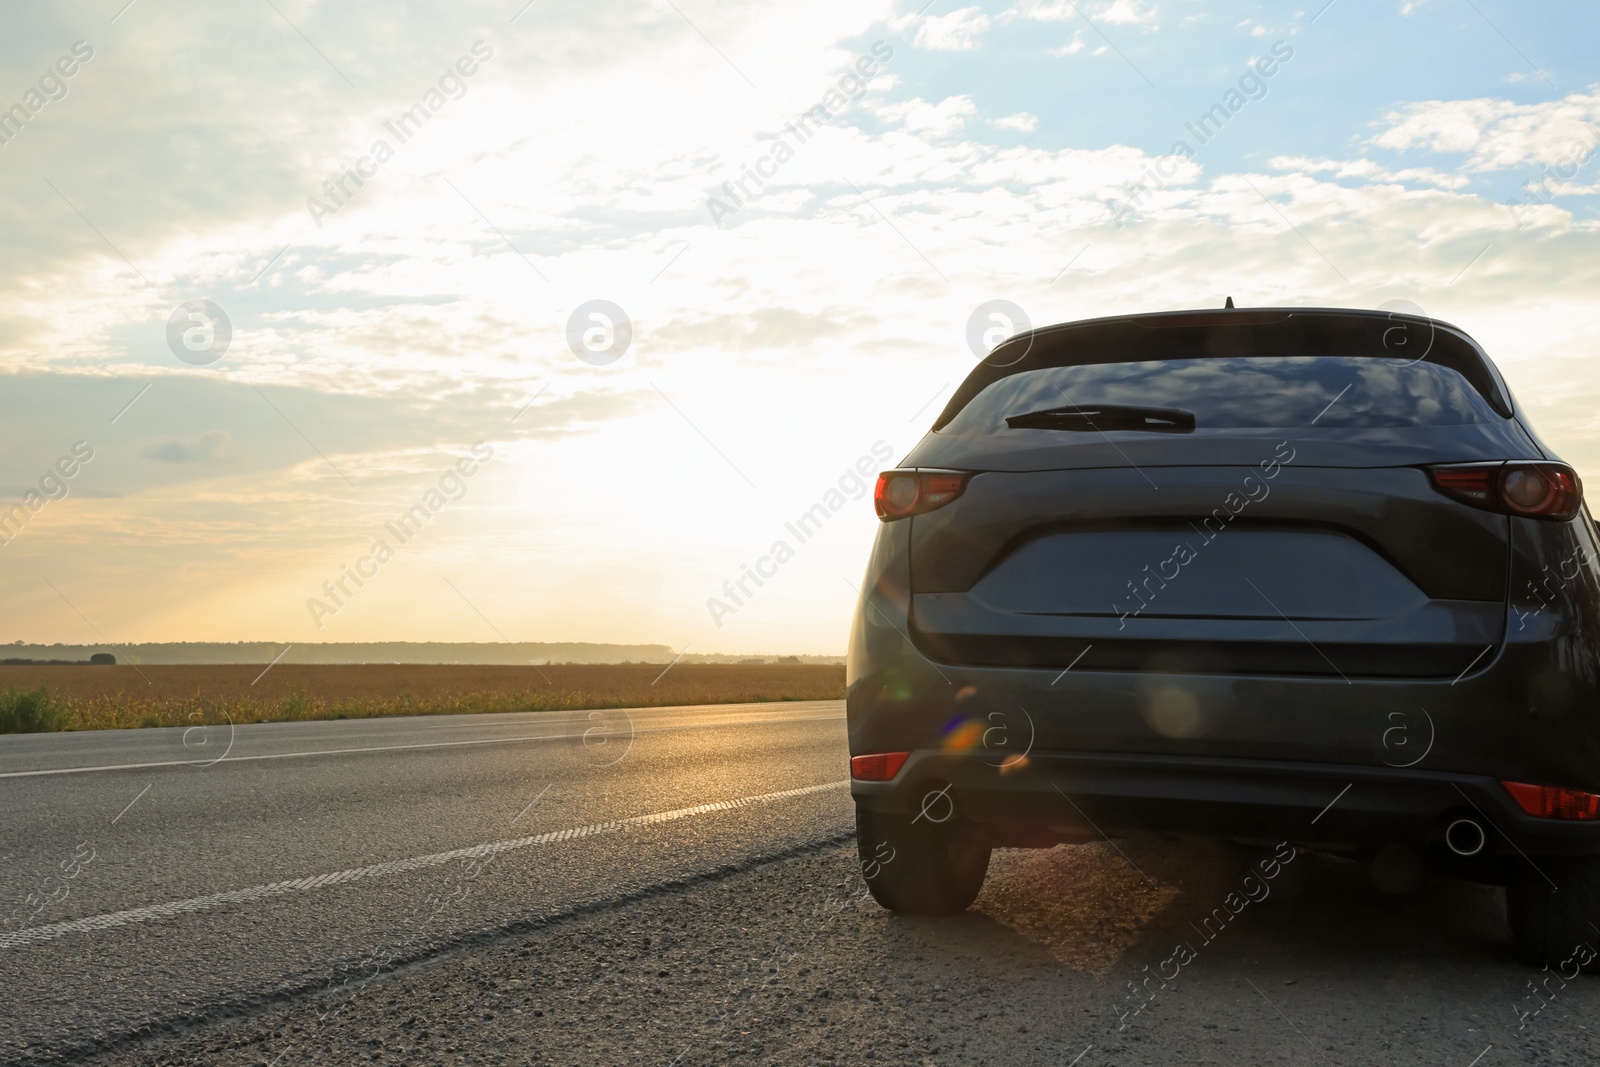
[902,319,1543,681]
[910,459,1510,678]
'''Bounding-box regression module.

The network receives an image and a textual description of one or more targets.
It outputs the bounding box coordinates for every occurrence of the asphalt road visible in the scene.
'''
[3,701,1599,1066]
[0,701,850,1063]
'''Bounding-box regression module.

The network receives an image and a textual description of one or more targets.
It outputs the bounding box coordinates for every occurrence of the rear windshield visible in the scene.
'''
[938,356,1502,434]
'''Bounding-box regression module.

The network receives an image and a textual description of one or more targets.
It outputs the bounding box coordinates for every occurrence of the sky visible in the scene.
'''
[1,0,1599,654]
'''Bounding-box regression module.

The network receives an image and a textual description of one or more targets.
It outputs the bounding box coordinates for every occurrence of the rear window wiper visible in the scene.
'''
[1005,404,1196,433]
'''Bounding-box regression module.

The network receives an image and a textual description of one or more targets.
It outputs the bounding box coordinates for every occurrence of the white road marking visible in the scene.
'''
[0,733,573,779]
[0,711,845,779]
[0,780,849,951]
[419,706,840,729]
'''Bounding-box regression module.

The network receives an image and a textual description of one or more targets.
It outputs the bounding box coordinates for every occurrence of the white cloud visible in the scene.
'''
[1002,0,1071,21]
[1539,178,1600,196]
[994,112,1039,132]
[141,430,235,464]
[1268,155,1471,190]
[1049,30,1087,56]
[1005,0,1156,24]
[1373,87,1600,171]
[913,6,992,50]
[1097,0,1159,25]
[873,95,980,138]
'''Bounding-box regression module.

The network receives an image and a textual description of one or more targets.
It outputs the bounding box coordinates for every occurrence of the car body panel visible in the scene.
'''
[847,307,1600,864]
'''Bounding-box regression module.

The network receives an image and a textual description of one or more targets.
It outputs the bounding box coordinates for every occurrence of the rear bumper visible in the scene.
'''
[846,509,1600,859]
[852,750,1600,858]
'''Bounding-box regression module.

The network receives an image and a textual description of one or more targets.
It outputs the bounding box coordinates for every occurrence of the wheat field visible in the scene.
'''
[0,663,845,733]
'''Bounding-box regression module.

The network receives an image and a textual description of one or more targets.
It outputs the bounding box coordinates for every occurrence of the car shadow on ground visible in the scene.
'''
[967,839,1513,977]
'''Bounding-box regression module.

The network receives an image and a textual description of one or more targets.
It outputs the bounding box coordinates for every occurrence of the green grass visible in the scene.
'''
[0,687,73,734]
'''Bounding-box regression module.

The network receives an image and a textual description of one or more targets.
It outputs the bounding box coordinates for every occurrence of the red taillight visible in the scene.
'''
[1503,781,1600,820]
[1430,466,1495,506]
[921,473,965,508]
[873,470,971,520]
[1502,467,1577,516]
[1427,462,1583,521]
[851,752,910,781]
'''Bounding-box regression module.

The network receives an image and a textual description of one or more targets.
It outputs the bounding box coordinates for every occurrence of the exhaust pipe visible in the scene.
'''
[1445,817,1487,857]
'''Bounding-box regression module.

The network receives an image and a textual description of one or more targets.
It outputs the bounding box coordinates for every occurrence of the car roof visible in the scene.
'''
[1007,305,1472,343]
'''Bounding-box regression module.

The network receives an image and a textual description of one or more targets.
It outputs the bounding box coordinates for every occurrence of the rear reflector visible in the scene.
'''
[1502,780,1600,820]
[1427,462,1582,521]
[851,752,910,781]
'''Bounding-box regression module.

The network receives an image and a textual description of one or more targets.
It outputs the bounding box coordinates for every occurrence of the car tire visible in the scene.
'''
[855,804,991,915]
[1507,856,1600,970]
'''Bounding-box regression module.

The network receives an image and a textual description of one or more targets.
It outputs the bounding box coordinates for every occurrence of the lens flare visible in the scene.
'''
[943,718,984,752]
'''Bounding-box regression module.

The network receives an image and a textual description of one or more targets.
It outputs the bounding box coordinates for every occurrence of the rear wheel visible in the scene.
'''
[855,805,990,915]
[1507,856,1600,969]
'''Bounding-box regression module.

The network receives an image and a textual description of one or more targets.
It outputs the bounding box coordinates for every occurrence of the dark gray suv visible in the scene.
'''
[847,306,1600,968]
